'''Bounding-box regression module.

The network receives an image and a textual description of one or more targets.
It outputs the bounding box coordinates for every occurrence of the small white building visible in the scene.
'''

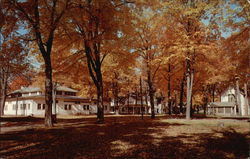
[207,86,249,116]
[4,86,111,116]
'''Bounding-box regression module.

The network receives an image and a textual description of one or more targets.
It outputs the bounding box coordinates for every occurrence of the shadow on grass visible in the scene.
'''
[0,116,249,159]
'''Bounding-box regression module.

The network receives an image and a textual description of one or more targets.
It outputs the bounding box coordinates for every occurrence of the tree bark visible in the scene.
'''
[140,77,144,119]
[97,82,104,123]
[167,64,172,115]
[244,83,248,116]
[186,69,193,120]
[0,68,7,116]
[235,77,241,115]
[147,70,155,119]
[44,58,53,127]
[212,84,215,102]
[0,67,8,116]
[52,82,57,123]
[85,43,104,123]
[179,72,185,114]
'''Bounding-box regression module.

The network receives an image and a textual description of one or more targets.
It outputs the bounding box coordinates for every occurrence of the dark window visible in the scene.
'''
[38,104,41,110]
[64,104,68,110]
[23,104,26,110]
[56,91,62,95]
[75,101,80,104]
[65,92,76,96]
[43,104,46,110]
[68,104,72,110]
[83,105,89,110]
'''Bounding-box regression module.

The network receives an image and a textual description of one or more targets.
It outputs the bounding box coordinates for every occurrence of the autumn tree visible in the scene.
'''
[10,0,70,126]
[59,0,133,122]
[222,0,250,115]
[0,1,29,115]
[159,0,225,119]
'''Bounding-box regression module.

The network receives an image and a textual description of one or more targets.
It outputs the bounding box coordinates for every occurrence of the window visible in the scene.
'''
[23,104,26,110]
[83,105,89,110]
[65,92,76,96]
[12,104,16,110]
[28,104,30,110]
[42,104,45,110]
[228,94,235,102]
[20,104,23,110]
[31,92,37,95]
[64,104,72,110]
[56,91,62,95]
[38,104,41,110]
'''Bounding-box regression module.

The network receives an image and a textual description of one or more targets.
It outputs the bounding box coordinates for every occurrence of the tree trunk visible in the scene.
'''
[186,70,193,120]
[52,82,57,123]
[179,73,185,114]
[146,67,155,119]
[97,83,104,123]
[149,89,155,119]
[140,77,143,119]
[0,67,8,116]
[145,90,148,114]
[235,77,241,115]
[85,42,104,123]
[212,84,215,102]
[244,83,248,116]
[167,64,172,115]
[127,91,130,114]
[44,59,53,127]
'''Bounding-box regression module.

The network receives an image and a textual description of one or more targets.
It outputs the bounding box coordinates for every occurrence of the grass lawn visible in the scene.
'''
[0,115,249,159]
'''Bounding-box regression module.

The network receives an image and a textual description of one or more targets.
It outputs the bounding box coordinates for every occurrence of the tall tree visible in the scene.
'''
[132,8,165,119]
[10,0,70,127]
[160,0,223,119]
[60,0,133,122]
[0,1,29,115]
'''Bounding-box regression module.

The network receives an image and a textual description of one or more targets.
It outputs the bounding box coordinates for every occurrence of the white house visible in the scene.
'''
[110,94,164,114]
[4,86,111,116]
[207,86,249,116]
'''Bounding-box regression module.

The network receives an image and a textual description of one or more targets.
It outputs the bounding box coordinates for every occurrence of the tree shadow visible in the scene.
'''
[0,116,249,159]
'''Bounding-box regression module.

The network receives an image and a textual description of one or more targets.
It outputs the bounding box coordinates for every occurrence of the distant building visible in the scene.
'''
[4,86,111,116]
[207,86,249,116]
[110,94,164,114]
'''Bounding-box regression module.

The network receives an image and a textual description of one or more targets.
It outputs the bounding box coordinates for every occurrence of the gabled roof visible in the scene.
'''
[11,87,40,94]
[10,86,78,94]
[56,86,78,93]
